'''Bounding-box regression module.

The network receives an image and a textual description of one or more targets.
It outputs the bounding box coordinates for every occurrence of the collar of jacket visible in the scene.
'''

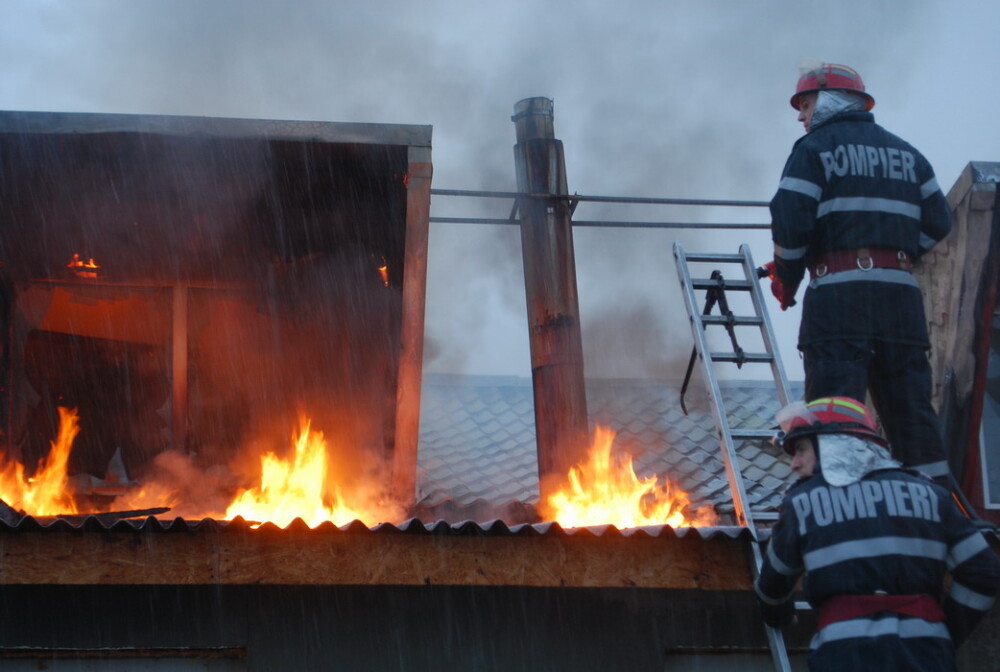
[810,109,874,132]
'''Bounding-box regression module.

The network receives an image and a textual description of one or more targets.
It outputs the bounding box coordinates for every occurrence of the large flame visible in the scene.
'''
[0,407,81,515]
[545,425,718,529]
[224,417,372,528]
[0,407,397,527]
[2,410,717,530]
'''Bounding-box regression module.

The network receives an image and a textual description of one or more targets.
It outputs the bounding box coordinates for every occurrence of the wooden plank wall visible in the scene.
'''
[0,527,753,589]
[917,162,1000,518]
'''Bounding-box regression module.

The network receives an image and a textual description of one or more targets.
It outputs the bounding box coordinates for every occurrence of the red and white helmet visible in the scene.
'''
[791,63,875,111]
[775,396,886,455]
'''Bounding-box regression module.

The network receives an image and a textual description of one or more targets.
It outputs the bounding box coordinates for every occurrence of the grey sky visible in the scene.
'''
[2,1,996,382]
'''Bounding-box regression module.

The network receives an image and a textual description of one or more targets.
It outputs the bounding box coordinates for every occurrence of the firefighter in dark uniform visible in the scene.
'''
[764,63,953,482]
[755,397,1000,671]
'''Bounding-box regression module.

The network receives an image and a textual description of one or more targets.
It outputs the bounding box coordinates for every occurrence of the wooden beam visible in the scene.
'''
[171,285,189,454]
[0,528,753,589]
[391,147,432,508]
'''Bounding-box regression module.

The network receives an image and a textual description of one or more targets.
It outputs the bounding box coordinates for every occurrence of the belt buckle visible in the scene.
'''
[815,263,828,278]
[857,256,874,271]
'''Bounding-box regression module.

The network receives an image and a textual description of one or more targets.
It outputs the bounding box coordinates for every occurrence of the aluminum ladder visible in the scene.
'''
[673,241,795,672]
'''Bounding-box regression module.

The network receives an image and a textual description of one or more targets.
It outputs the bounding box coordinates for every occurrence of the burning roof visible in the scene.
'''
[0,110,782,532]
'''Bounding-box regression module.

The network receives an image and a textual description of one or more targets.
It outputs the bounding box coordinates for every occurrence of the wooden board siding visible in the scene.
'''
[0,526,753,589]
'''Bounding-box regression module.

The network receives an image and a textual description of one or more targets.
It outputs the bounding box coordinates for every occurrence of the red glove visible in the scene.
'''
[760,261,798,310]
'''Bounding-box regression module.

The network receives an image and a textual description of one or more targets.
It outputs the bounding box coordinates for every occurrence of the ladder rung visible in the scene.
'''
[683,252,746,263]
[709,352,774,363]
[692,278,753,290]
[700,315,763,326]
[731,429,776,441]
[751,511,780,522]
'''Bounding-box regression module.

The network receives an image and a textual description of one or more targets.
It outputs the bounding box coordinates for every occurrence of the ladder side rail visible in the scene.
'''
[750,541,795,671]
[738,244,799,672]
[673,242,758,533]
[739,244,794,408]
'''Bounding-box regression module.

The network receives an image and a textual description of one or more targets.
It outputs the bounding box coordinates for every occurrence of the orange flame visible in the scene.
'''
[0,406,402,527]
[224,417,374,528]
[376,257,390,287]
[0,407,81,516]
[545,425,718,529]
[67,253,100,278]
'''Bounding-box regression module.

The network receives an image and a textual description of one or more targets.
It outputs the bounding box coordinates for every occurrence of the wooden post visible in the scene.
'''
[391,145,432,510]
[511,98,589,505]
[171,285,189,454]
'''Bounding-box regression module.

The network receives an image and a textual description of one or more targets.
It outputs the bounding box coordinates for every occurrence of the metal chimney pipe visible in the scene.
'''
[511,98,589,505]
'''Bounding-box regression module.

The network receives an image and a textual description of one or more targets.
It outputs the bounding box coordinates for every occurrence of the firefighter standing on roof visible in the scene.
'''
[755,397,1000,671]
[765,62,953,482]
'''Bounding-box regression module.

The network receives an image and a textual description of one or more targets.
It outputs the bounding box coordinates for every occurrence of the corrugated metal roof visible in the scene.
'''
[0,374,800,532]
[0,513,754,540]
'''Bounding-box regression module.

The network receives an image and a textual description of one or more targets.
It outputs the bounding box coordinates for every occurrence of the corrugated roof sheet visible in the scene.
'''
[0,512,755,540]
[0,374,801,532]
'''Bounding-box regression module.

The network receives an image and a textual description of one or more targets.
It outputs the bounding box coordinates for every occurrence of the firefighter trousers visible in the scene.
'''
[802,339,949,479]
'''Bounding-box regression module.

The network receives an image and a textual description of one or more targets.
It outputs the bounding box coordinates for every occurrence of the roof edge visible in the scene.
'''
[0,109,433,147]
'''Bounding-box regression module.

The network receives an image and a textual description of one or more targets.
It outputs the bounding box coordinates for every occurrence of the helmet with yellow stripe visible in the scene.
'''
[775,397,886,456]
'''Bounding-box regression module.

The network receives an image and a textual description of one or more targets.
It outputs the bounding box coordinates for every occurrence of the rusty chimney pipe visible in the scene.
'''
[511,97,589,504]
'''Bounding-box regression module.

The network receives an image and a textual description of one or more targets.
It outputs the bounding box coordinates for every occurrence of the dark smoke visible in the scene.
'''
[0,0,961,381]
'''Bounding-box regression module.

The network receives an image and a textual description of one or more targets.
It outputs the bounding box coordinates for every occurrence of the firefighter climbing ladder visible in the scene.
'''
[673,241,795,672]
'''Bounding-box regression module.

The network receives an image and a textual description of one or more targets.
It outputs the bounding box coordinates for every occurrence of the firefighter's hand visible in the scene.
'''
[772,278,798,310]
[762,261,798,310]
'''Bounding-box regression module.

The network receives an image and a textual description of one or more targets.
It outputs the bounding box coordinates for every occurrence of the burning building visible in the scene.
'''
[0,110,431,524]
[0,107,995,671]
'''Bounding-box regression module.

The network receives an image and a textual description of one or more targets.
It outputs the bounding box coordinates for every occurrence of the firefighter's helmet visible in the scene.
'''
[775,397,886,456]
[791,63,875,111]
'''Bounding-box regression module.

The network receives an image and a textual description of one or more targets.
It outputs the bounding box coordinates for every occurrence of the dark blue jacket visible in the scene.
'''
[770,111,952,347]
[755,468,999,671]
